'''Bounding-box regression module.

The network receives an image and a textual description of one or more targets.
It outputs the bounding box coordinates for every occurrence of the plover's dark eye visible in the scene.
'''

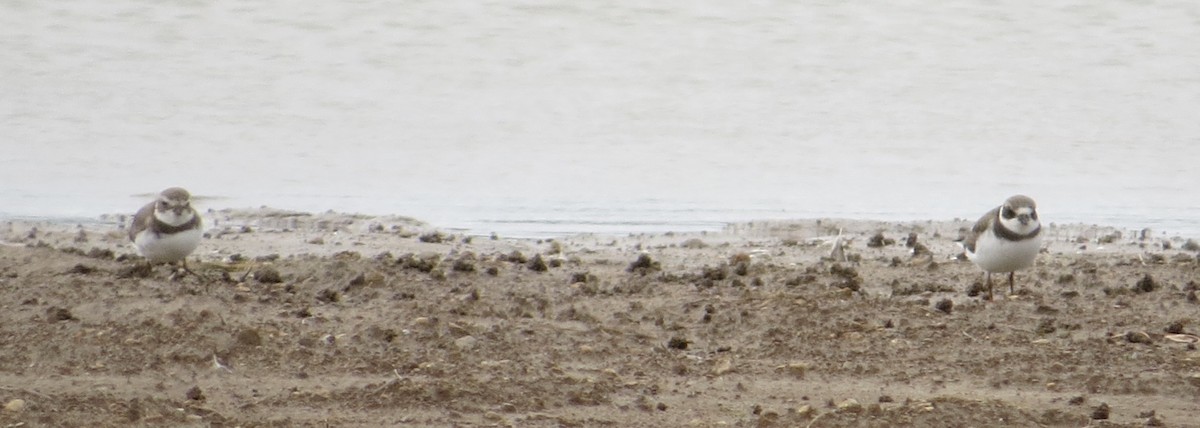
[1030,211,1038,220]
[1001,207,1016,219]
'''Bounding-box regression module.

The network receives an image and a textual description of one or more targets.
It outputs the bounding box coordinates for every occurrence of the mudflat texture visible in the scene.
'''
[1,210,1198,427]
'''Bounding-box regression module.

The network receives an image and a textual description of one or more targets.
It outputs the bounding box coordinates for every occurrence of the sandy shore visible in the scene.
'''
[1,208,1198,427]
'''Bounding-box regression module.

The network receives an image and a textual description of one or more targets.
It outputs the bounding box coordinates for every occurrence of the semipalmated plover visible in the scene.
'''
[129,187,203,276]
[963,195,1042,300]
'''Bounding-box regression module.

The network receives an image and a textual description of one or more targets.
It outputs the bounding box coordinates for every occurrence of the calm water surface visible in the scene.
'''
[2,1,1198,237]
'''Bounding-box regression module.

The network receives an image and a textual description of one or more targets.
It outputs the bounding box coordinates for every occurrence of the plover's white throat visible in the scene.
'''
[129,187,202,268]
[963,195,1042,300]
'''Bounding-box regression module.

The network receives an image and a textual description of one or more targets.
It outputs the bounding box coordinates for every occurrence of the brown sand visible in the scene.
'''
[1,209,1198,427]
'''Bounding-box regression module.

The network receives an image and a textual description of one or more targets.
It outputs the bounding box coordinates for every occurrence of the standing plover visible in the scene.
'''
[963,195,1042,300]
[129,187,203,276]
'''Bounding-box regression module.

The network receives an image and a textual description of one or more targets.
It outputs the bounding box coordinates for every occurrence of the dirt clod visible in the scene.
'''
[67,264,96,274]
[527,254,549,272]
[867,232,895,248]
[317,288,340,303]
[418,232,447,243]
[117,263,153,278]
[1125,331,1153,344]
[1134,274,1158,293]
[1091,402,1110,420]
[185,386,205,402]
[627,254,660,274]
[254,266,283,283]
[236,328,263,347]
[934,298,953,314]
[4,216,1200,426]
[1036,318,1057,335]
[667,337,690,350]
[46,306,76,322]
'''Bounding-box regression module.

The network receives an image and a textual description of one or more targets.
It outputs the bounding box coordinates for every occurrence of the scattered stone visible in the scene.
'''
[307,237,325,245]
[1067,396,1085,406]
[454,335,479,350]
[837,398,863,413]
[680,238,707,249]
[878,395,894,403]
[781,362,808,379]
[796,405,816,417]
[1165,320,1186,335]
[1090,402,1109,420]
[1183,239,1200,252]
[710,357,733,375]
[4,399,25,413]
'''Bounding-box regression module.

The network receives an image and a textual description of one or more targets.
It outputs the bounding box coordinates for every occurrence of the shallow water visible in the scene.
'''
[3,1,1198,237]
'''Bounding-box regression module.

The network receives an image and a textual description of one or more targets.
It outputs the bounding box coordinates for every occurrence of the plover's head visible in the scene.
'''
[153,187,196,226]
[998,194,1039,234]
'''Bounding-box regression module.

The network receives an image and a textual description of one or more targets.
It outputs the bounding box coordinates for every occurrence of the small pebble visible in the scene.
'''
[4,399,25,413]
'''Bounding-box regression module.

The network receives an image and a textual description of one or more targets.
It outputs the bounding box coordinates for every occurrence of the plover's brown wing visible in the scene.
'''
[964,207,998,253]
[129,201,156,241]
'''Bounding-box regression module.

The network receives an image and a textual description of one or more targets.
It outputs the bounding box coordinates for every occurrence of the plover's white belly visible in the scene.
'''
[133,228,202,263]
[968,231,1041,273]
